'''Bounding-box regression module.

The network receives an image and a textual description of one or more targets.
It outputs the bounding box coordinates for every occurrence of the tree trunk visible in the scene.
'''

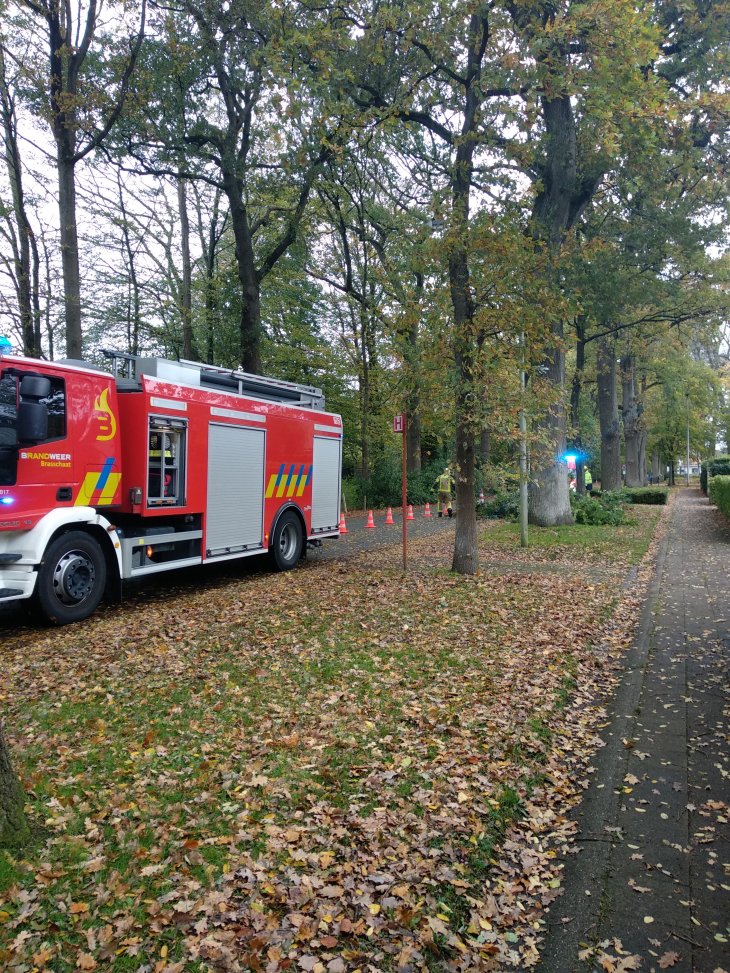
[528,333,573,525]
[0,721,29,850]
[450,266,478,573]
[223,171,262,373]
[117,175,141,356]
[405,303,422,473]
[406,410,421,473]
[597,337,622,491]
[0,47,40,357]
[177,175,197,361]
[479,426,491,467]
[652,452,661,482]
[448,206,479,573]
[622,355,642,487]
[571,319,586,495]
[57,143,83,358]
[527,94,583,527]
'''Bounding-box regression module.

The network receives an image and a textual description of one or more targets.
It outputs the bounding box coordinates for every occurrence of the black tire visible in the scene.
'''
[270,510,304,571]
[36,531,107,625]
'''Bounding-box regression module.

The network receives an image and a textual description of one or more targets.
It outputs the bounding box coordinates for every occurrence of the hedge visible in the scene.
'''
[622,486,669,505]
[700,455,730,495]
[708,475,730,520]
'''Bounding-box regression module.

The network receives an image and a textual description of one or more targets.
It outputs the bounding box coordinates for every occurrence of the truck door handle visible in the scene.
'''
[56,487,72,501]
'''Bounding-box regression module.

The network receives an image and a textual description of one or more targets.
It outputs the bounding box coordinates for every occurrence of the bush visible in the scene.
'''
[708,475,730,519]
[341,477,364,512]
[342,460,446,510]
[622,486,668,505]
[571,490,626,525]
[701,455,730,495]
[477,489,520,520]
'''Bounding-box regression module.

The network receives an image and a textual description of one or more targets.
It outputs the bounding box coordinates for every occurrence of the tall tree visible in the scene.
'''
[15,0,146,357]
[127,0,345,373]
[0,43,42,355]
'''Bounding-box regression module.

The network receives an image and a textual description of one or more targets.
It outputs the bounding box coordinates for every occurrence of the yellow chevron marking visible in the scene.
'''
[265,474,278,498]
[276,474,289,498]
[295,474,308,497]
[74,472,99,507]
[98,472,122,504]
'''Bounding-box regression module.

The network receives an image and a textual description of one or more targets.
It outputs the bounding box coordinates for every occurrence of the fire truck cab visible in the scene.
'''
[0,351,342,624]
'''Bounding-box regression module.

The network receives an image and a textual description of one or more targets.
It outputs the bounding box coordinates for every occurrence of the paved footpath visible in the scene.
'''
[539,488,729,973]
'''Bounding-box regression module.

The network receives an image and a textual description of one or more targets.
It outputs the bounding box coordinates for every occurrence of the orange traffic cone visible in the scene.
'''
[442,504,449,517]
[339,512,348,534]
[366,510,375,529]
[424,502,432,518]
[385,506,395,525]
[478,490,485,504]
[407,504,414,521]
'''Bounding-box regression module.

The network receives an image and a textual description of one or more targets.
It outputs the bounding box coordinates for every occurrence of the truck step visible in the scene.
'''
[0,553,22,563]
[0,588,23,598]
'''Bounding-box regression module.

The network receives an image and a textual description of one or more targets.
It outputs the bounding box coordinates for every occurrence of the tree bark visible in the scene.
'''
[56,142,83,358]
[622,355,643,487]
[651,452,661,482]
[405,292,422,473]
[447,10,488,574]
[0,721,29,850]
[223,169,262,373]
[571,319,586,495]
[526,93,583,526]
[24,0,146,358]
[597,336,622,490]
[479,426,491,467]
[177,175,197,361]
[117,174,141,356]
[0,46,40,357]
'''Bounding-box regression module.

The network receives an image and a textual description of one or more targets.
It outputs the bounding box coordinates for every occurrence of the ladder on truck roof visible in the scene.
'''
[103,350,326,409]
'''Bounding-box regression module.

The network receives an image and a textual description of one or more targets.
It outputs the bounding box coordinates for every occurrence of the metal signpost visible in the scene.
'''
[394,413,407,570]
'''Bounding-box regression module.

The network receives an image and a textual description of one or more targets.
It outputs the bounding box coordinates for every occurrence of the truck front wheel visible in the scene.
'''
[36,531,107,625]
[270,511,303,571]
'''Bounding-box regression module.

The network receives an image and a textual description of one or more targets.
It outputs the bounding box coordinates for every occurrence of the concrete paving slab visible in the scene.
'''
[538,489,730,973]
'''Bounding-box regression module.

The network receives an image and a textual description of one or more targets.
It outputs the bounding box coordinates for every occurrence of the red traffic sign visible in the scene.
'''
[393,413,405,433]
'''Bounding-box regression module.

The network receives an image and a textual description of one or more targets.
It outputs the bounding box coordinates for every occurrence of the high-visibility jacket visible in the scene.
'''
[437,473,454,493]
[584,468,593,488]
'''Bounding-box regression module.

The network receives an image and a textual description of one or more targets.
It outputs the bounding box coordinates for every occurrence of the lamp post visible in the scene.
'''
[519,333,528,547]
[685,392,690,487]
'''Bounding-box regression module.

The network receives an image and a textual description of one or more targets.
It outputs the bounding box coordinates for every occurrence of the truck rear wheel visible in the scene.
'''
[36,531,107,625]
[270,510,303,571]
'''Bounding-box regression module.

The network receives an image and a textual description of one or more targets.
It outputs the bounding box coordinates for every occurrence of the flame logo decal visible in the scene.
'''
[94,387,118,442]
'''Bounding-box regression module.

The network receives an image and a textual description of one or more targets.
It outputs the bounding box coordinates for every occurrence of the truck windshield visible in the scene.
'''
[0,371,18,486]
[0,372,17,444]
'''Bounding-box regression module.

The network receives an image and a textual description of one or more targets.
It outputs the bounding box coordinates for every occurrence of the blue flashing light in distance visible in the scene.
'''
[0,335,12,354]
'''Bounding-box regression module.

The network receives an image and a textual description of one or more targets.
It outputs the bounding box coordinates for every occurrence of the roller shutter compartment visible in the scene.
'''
[206,424,265,556]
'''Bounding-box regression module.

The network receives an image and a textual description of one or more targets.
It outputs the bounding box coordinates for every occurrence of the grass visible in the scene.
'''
[483,505,661,564]
[0,506,663,971]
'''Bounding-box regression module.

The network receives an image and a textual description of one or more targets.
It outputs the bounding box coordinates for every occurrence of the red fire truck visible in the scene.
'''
[0,351,342,624]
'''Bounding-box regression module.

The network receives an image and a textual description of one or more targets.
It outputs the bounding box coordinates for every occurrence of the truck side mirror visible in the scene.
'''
[17,400,48,443]
[19,374,51,399]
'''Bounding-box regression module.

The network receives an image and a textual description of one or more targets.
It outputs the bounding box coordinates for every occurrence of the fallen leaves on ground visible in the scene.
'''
[0,508,663,971]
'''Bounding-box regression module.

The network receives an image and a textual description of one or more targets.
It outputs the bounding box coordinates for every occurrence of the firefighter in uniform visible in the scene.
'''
[435,467,455,517]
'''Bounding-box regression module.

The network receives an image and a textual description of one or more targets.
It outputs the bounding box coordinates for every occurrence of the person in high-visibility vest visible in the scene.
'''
[435,467,455,517]
[584,467,593,493]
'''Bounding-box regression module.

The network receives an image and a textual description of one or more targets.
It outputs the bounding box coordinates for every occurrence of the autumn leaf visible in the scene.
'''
[659,952,681,968]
